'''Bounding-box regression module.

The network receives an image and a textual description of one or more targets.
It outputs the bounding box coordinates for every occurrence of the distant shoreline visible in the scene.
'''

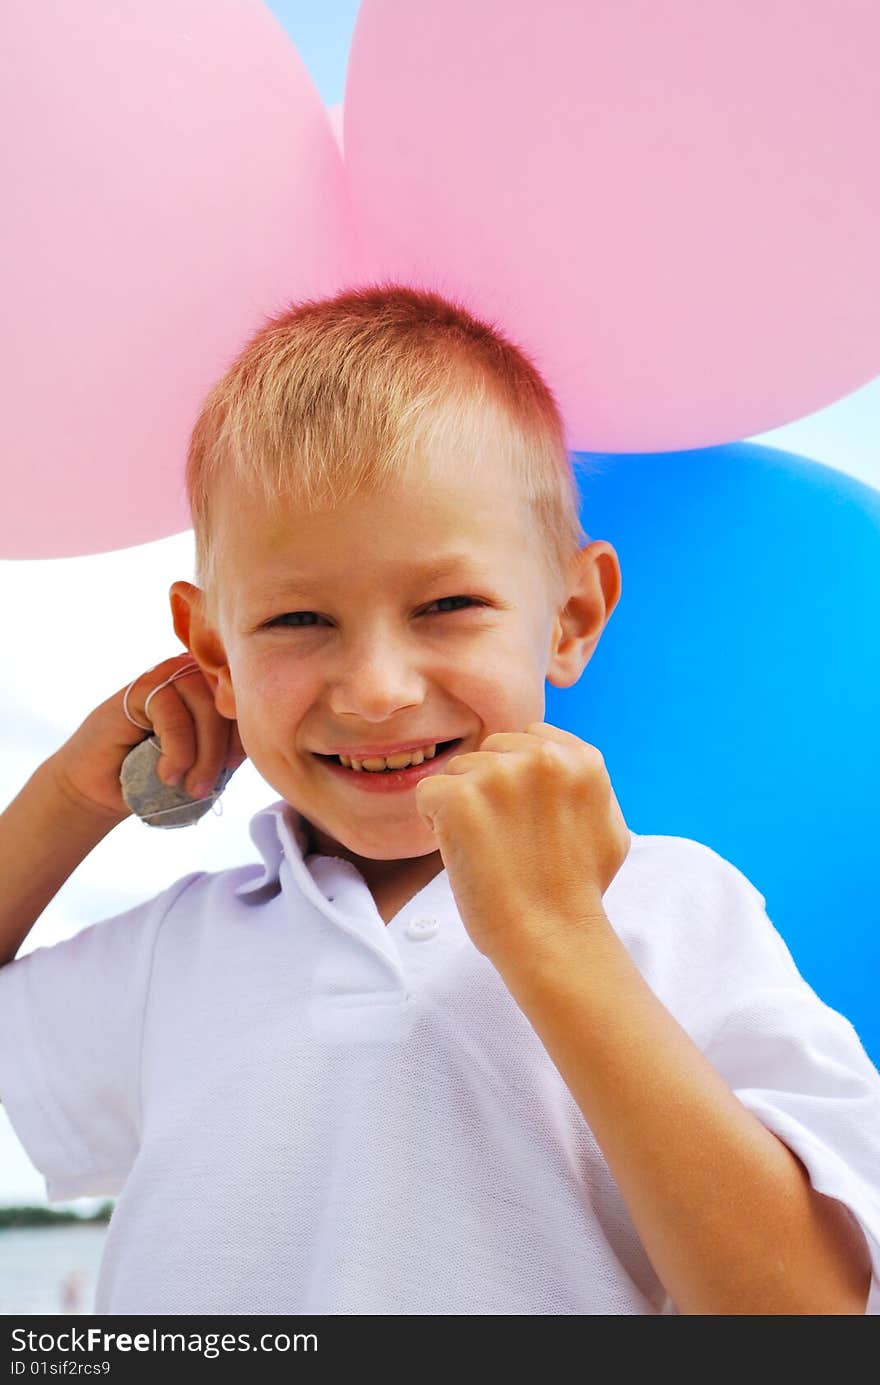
[0,1202,113,1229]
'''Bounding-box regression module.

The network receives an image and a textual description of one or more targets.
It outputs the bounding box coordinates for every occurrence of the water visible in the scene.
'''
[0,1224,108,1315]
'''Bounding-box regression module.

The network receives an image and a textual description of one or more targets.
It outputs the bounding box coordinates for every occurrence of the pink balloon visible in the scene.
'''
[1,0,361,559]
[327,103,344,154]
[345,0,880,451]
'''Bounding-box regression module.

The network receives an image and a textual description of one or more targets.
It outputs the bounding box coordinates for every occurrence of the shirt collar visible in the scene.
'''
[233,798,407,912]
[234,798,311,897]
[234,799,644,904]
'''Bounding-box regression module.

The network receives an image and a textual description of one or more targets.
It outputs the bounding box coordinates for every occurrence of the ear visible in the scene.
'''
[169,580,197,650]
[545,541,622,689]
[168,580,237,720]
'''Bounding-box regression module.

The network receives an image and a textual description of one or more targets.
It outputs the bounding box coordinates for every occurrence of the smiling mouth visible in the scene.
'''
[314,738,461,771]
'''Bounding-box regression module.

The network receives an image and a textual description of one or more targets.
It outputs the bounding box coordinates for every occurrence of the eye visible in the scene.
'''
[267,611,327,627]
[422,595,483,614]
[266,596,484,628]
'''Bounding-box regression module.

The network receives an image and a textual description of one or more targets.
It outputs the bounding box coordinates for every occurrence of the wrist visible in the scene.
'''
[43,752,131,828]
[485,904,614,980]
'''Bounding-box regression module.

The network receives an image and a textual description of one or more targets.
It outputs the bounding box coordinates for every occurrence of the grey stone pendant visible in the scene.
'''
[120,735,238,828]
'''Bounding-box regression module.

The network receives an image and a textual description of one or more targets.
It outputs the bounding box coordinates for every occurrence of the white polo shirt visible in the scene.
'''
[1,798,878,1316]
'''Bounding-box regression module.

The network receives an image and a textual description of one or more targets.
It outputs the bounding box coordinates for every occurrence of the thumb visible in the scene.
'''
[413,776,440,834]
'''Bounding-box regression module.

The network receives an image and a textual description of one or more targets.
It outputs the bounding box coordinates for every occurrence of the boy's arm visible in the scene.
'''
[490,916,875,1316]
[0,755,123,969]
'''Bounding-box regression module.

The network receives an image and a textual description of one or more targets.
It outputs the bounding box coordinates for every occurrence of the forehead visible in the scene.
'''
[210,480,548,633]
[204,389,566,628]
[213,448,536,581]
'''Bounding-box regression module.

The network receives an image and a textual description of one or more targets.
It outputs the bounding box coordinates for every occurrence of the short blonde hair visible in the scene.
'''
[185,282,592,625]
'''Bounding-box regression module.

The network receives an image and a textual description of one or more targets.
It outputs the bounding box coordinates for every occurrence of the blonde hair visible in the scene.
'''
[184,282,592,625]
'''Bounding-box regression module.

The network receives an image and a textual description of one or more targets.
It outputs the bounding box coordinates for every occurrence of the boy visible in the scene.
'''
[1,285,878,1315]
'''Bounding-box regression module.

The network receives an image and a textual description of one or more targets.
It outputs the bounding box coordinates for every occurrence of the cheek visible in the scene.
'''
[446,662,535,723]
[231,660,313,726]
[473,642,547,720]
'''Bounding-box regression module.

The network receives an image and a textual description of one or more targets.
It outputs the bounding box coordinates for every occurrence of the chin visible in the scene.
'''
[334,823,438,861]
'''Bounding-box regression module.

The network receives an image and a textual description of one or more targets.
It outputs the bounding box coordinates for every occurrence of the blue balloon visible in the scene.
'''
[546,442,880,1066]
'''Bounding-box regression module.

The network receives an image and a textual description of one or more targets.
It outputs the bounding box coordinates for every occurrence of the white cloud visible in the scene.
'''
[750,375,880,493]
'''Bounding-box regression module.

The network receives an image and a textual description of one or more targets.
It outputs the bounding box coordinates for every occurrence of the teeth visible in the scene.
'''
[338,743,440,771]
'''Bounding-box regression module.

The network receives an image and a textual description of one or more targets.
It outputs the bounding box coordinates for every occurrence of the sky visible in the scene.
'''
[1,0,877,1209]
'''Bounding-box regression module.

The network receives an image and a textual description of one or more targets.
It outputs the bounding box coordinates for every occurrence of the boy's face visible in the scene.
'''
[171,437,620,888]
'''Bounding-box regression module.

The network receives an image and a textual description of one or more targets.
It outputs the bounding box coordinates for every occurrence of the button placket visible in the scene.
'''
[293,856,407,992]
[405,913,440,941]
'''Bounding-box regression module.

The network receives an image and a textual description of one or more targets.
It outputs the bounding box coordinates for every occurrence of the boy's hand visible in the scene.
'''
[49,654,248,824]
[414,722,631,960]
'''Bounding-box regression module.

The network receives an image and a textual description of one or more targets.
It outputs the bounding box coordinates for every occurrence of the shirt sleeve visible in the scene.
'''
[0,871,206,1202]
[683,847,880,1316]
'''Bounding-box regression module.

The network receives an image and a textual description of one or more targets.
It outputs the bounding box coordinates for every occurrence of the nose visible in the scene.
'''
[327,636,427,722]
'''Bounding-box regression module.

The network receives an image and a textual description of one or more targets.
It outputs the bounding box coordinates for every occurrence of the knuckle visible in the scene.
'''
[527,742,559,777]
[480,731,507,750]
[155,723,194,764]
[156,703,194,734]
[584,744,606,772]
[161,731,191,755]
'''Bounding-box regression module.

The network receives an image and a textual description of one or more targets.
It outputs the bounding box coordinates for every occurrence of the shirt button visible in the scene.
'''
[406,914,439,941]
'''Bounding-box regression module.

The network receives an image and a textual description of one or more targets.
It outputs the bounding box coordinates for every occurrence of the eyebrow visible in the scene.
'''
[250,556,484,598]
